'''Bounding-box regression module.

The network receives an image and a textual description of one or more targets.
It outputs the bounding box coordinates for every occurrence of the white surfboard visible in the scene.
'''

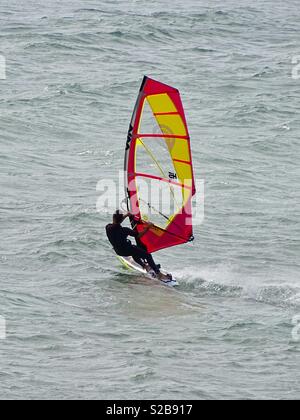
[117,256,179,287]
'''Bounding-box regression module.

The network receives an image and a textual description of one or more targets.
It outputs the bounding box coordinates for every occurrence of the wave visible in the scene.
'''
[174,266,300,309]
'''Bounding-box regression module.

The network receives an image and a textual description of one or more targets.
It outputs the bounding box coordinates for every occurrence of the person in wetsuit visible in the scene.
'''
[106,210,169,280]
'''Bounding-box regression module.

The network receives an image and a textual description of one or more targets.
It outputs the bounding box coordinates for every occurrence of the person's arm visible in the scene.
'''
[136,223,154,240]
[124,218,154,240]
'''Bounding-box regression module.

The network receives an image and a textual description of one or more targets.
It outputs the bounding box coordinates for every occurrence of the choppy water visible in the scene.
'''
[1,0,300,400]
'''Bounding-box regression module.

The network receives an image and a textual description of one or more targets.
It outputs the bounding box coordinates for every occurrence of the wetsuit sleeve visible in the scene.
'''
[123,228,138,238]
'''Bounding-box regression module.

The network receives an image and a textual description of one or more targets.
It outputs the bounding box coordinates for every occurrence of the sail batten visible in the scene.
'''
[124,76,196,253]
[135,134,189,139]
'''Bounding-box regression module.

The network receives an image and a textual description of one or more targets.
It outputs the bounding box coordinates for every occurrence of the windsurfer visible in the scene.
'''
[106,210,171,281]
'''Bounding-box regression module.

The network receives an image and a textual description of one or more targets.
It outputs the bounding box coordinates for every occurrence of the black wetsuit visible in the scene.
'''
[106,224,159,274]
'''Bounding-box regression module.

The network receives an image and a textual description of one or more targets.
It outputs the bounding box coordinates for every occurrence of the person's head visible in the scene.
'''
[113,210,124,225]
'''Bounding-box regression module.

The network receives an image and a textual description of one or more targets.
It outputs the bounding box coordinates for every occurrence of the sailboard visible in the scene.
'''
[120,76,196,284]
[118,256,179,287]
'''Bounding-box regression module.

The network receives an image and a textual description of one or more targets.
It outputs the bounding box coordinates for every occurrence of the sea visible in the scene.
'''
[0,0,300,400]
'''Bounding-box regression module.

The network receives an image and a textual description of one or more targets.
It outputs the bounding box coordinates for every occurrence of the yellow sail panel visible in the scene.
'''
[147,93,177,113]
[155,114,187,137]
[174,161,193,186]
[165,138,190,162]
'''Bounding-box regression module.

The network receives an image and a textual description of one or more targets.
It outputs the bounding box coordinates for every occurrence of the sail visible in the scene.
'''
[124,76,196,253]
